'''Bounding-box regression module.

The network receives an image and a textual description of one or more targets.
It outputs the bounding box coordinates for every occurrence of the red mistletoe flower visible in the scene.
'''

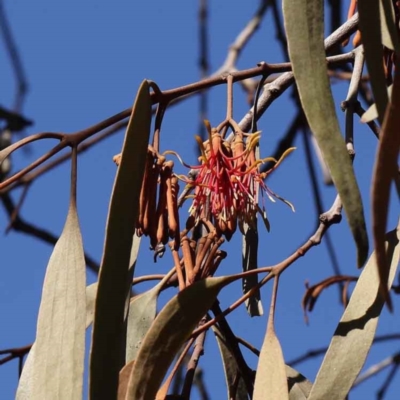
[168,121,295,239]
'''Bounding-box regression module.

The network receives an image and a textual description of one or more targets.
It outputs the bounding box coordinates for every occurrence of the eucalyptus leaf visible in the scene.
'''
[125,276,231,400]
[89,80,152,400]
[213,325,249,400]
[253,326,288,400]
[358,0,388,124]
[126,268,175,362]
[16,282,102,399]
[30,202,86,400]
[371,59,400,310]
[308,223,400,400]
[286,365,312,400]
[282,0,368,267]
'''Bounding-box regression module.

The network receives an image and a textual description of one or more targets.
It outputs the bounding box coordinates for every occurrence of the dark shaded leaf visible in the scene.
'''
[30,202,86,399]
[371,58,400,310]
[125,276,231,400]
[380,0,399,51]
[283,0,368,267]
[358,0,388,124]
[242,221,263,317]
[213,325,249,400]
[286,365,312,400]
[308,223,400,399]
[89,80,152,400]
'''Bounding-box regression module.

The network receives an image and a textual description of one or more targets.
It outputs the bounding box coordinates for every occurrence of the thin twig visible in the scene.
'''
[0,0,28,111]
[181,317,208,399]
[236,13,359,133]
[287,334,400,366]
[0,344,31,366]
[353,352,400,387]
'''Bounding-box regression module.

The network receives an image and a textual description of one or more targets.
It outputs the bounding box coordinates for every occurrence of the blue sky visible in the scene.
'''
[1,1,399,399]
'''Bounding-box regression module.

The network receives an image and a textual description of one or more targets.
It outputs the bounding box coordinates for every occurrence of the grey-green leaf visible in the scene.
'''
[89,80,152,400]
[30,202,86,400]
[358,0,388,124]
[125,277,230,400]
[253,327,288,400]
[16,282,101,400]
[242,221,263,317]
[126,268,175,362]
[286,365,312,400]
[213,325,249,400]
[282,0,368,267]
[308,223,400,400]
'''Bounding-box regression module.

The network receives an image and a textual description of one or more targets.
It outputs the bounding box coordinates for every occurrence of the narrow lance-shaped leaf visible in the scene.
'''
[253,278,288,400]
[308,222,400,400]
[30,148,86,400]
[125,276,232,400]
[371,57,400,310]
[89,81,152,400]
[358,0,388,124]
[282,0,368,267]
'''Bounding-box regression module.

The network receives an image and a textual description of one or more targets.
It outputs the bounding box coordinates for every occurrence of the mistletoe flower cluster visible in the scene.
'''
[174,121,295,239]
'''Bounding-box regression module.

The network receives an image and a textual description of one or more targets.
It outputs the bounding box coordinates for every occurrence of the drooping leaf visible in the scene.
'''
[30,202,86,400]
[286,365,312,400]
[89,80,152,400]
[212,325,249,400]
[125,276,231,400]
[242,222,263,317]
[308,223,400,400]
[126,268,176,362]
[380,0,399,52]
[371,58,400,310]
[282,0,368,267]
[361,85,393,123]
[253,325,288,400]
[358,0,388,124]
